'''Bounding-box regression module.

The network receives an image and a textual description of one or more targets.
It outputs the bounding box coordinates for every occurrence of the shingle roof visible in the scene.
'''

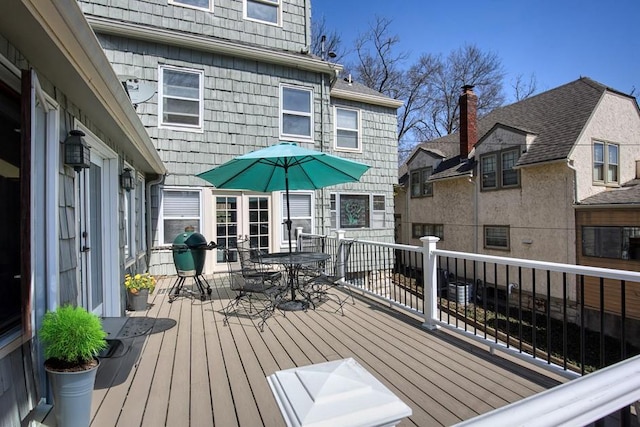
[579,181,640,205]
[414,77,634,181]
[332,78,388,98]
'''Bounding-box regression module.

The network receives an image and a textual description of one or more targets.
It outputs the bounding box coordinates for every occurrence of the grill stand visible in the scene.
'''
[168,273,212,302]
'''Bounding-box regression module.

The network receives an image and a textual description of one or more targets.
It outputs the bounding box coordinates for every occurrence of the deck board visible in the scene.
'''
[88,275,564,427]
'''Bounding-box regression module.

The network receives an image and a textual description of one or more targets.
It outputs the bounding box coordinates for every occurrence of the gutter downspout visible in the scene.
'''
[303,0,310,49]
[469,172,478,253]
[319,35,327,234]
[567,159,578,264]
[146,173,166,267]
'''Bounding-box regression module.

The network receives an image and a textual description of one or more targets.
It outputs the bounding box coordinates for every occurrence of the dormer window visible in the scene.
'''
[410,167,433,198]
[480,148,520,191]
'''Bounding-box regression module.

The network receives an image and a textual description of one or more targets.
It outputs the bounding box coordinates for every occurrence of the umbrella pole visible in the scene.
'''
[284,166,295,301]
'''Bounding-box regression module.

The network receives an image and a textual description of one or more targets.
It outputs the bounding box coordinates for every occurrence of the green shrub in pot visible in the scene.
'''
[40,305,107,371]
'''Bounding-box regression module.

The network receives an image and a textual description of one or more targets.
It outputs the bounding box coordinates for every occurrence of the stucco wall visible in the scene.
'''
[571,91,640,201]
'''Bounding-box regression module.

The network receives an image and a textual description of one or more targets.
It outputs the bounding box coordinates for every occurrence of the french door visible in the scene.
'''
[215,194,271,264]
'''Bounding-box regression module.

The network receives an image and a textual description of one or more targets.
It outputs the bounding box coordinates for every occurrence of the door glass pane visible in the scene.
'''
[216,197,238,261]
[248,196,269,253]
[89,164,103,310]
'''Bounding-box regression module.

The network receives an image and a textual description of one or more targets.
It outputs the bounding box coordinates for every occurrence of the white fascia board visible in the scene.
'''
[86,16,342,76]
[331,88,404,109]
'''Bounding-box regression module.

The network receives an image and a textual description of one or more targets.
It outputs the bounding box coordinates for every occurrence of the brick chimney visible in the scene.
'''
[459,85,478,160]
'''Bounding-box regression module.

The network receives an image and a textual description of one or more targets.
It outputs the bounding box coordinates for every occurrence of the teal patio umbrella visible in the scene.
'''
[197,142,370,254]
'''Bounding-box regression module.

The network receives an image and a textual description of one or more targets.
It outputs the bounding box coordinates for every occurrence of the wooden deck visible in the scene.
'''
[79,275,563,426]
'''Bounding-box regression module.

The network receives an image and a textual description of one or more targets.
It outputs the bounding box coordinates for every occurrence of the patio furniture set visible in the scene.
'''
[221,239,355,331]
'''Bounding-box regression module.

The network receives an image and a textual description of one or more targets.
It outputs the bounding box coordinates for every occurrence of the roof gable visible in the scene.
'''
[405,77,628,179]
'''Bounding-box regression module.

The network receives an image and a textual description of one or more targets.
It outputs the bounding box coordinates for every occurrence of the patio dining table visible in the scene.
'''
[257,251,330,311]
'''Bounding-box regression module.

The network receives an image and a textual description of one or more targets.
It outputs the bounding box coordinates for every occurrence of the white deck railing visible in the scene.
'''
[297,230,640,425]
[453,354,640,426]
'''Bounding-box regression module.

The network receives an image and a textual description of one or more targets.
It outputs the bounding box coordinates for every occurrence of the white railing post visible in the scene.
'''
[421,236,440,330]
[336,230,346,278]
[295,227,303,251]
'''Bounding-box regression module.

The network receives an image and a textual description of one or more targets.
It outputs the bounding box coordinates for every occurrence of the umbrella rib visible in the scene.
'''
[292,155,365,181]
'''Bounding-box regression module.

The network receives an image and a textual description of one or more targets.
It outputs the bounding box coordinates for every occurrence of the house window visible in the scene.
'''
[593,141,619,185]
[161,189,201,245]
[245,0,280,25]
[169,0,212,11]
[481,148,520,190]
[582,226,640,260]
[281,85,312,140]
[282,192,312,242]
[502,150,519,187]
[372,195,385,228]
[410,167,433,197]
[335,107,360,151]
[412,223,443,240]
[484,225,509,250]
[159,66,203,129]
[330,194,385,229]
[481,154,497,189]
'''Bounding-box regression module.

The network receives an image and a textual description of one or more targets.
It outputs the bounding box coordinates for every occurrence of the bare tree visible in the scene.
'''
[412,44,506,141]
[351,16,408,97]
[511,73,538,102]
[310,15,346,62]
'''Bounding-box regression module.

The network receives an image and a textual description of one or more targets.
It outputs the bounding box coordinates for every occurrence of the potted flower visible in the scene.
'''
[40,305,107,427]
[124,272,156,311]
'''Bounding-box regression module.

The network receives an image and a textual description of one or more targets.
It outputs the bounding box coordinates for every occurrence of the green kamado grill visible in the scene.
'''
[169,231,216,301]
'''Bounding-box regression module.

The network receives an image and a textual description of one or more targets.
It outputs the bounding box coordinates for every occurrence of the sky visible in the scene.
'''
[311,0,640,102]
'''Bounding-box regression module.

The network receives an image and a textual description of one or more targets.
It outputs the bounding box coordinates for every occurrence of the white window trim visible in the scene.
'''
[334,106,362,153]
[159,187,203,247]
[280,84,313,141]
[593,140,620,186]
[243,0,282,27]
[169,0,213,12]
[330,193,386,230]
[158,65,204,132]
[280,191,314,244]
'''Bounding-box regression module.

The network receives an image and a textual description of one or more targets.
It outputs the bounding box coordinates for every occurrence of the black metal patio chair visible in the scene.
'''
[221,248,283,331]
[303,239,356,315]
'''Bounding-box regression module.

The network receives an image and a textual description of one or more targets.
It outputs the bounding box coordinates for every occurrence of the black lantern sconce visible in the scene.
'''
[64,130,91,171]
[120,167,135,192]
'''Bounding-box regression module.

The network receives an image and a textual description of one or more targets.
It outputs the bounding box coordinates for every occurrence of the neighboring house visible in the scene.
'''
[0,0,166,424]
[395,78,640,332]
[77,0,402,276]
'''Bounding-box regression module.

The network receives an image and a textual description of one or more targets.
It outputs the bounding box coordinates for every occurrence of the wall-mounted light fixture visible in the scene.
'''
[64,130,90,171]
[120,167,135,192]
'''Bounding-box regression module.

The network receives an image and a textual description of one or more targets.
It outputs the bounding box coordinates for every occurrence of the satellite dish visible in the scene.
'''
[119,75,156,105]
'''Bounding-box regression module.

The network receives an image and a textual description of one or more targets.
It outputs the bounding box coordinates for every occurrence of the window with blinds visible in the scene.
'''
[162,189,201,244]
[484,225,510,250]
[282,192,312,241]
